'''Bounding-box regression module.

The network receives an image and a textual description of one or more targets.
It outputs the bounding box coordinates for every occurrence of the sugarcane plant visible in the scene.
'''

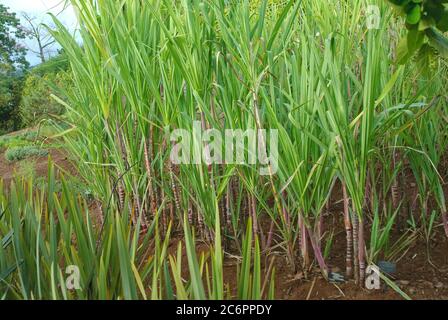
[0,160,276,299]
[33,0,448,294]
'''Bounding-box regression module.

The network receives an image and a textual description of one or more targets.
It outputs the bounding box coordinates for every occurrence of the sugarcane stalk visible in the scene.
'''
[352,212,359,285]
[144,135,157,219]
[243,191,249,219]
[197,207,205,238]
[358,216,366,285]
[391,175,400,211]
[299,215,310,276]
[160,137,174,227]
[116,121,138,227]
[442,209,448,239]
[231,176,238,216]
[168,152,181,214]
[306,226,329,279]
[281,192,295,268]
[391,149,404,230]
[259,220,267,251]
[188,201,194,225]
[128,200,137,226]
[266,220,275,251]
[282,192,291,230]
[342,182,353,278]
[365,174,374,214]
[117,181,125,211]
[401,166,413,230]
[250,194,259,241]
[134,194,148,230]
[317,214,324,249]
[225,183,232,231]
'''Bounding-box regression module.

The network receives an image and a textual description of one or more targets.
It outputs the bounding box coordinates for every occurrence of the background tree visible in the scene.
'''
[20,53,71,125]
[0,75,24,134]
[0,4,29,134]
[0,4,28,72]
[21,13,56,64]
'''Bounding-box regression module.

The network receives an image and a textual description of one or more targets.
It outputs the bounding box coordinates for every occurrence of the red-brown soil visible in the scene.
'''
[270,227,448,300]
[0,148,76,187]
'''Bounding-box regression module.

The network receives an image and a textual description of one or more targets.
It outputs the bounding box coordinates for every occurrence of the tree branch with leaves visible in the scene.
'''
[0,4,28,73]
[387,0,448,64]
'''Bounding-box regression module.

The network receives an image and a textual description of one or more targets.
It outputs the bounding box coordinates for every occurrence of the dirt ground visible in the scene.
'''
[1,144,448,300]
[0,148,76,187]
[270,228,448,300]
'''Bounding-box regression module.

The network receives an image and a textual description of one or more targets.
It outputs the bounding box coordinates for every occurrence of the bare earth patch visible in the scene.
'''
[0,148,76,186]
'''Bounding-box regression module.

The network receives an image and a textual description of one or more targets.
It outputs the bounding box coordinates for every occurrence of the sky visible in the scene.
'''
[2,0,77,65]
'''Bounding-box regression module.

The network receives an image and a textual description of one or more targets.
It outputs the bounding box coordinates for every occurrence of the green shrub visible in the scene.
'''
[0,74,24,134]
[19,71,71,125]
[5,146,48,162]
[0,138,28,150]
[21,130,38,141]
[0,135,13,149]
[30,53,69,76]
[0,130,39,150]
[15,160,36,180]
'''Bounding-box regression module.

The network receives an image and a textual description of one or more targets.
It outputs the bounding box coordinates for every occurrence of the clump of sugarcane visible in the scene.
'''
[113,99,152,232]
[46,0,448,296]
[389,146,410,231]
[402,96,448,240]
